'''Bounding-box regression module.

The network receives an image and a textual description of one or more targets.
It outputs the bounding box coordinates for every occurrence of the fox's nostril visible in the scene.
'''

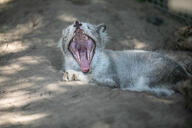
[73,20,82,29]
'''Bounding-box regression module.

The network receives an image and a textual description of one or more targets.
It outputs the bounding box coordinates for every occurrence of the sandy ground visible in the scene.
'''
[0,0,192,128]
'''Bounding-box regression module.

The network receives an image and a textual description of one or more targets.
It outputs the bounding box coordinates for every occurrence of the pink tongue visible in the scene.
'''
[79,50,90,72]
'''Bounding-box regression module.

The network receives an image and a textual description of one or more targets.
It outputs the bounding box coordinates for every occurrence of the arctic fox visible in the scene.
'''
[58,21,189,95]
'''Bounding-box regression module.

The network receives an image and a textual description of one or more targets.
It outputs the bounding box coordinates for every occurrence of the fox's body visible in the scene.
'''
[58,22,189,95]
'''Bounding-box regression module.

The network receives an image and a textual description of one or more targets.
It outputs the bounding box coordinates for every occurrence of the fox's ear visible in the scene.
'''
[96,24,106,33]
[96,24,108,49]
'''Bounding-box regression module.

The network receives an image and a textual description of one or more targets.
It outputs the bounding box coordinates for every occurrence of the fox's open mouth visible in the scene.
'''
[69,29,95,73]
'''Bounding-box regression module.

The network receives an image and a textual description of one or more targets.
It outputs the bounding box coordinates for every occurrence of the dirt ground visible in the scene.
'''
[0,0,192,128]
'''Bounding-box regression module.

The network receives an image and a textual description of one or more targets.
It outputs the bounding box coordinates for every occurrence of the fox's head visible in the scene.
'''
[58,21,108,73]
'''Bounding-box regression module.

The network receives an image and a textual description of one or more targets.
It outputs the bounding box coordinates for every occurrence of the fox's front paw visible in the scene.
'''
[62,70,88,82]
[62,71,78,81]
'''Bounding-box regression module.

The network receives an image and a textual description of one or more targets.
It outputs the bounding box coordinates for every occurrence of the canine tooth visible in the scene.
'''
[77,54,80,60]
[75,55,80,62]
[87,49,90,60]
[90,48,94,58]
[77,52,80,61]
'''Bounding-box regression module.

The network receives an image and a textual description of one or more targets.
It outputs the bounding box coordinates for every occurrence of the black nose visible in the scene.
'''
[73,20,82,29]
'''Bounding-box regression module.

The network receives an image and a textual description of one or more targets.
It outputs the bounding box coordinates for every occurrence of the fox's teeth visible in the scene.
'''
[75,51,80,62]
[89,48,94,60]
[85,36,88,40]
[87,49,90,60]
[77,54,80,61]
